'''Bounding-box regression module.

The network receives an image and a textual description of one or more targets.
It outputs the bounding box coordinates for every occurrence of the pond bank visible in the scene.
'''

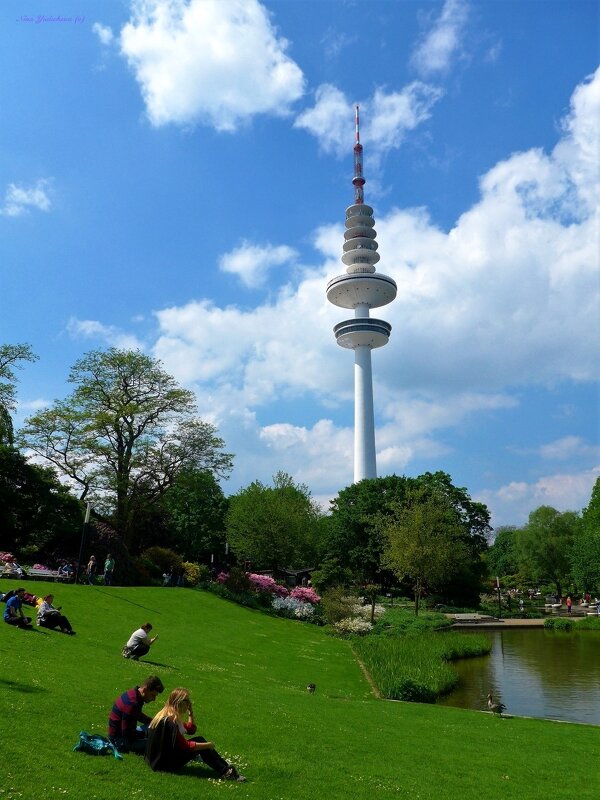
[450,617,546,628]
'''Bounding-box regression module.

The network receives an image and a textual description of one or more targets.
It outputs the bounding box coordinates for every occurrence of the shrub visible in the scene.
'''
[334,617,373,635]
[544,618,574,631]
[321,586,359,625]
[577,616,600,630]
[0,552,15,563]
[247,573,289,597]
[272,596,315,620]
[225,567,252,594]
[289,586,321,604]
[182,561,209,586]
[141,546,182,575]
[351,603,386,621]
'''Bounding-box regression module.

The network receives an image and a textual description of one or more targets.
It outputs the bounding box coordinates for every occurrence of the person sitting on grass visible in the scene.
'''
[108,675,165,754]
[123,622,158,660]
[3,588,33,629]
[145,687,246,782]
[36,594,75,634]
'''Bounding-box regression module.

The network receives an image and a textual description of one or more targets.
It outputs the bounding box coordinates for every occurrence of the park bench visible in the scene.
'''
[28,568,65,581]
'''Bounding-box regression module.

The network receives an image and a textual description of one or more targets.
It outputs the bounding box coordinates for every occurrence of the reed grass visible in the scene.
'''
[353,630,491,702]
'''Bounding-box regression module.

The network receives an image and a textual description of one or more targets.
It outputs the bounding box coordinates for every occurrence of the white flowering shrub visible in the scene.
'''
[334,617,373,635]
[351,603,386,620]
[272,596,315,619]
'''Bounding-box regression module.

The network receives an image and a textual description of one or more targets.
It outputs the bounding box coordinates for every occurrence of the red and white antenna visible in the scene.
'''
[352,104,365,205]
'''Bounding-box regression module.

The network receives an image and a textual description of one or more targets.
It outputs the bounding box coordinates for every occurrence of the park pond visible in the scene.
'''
[437,628,600,726]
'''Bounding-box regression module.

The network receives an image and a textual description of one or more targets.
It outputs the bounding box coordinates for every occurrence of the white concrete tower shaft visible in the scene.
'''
[326,106,397,483]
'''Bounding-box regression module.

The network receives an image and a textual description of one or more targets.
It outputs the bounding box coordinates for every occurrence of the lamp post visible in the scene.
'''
[76,502,91,584]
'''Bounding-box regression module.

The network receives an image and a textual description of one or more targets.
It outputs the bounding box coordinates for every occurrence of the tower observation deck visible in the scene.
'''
[326,106,397,482]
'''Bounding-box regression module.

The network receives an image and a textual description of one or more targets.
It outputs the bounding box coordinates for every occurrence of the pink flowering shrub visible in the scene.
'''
[0,552,15,563]
[290,586,321,604]
[216,572,229,584]
[247,573,289,597]
[32,564,50,571]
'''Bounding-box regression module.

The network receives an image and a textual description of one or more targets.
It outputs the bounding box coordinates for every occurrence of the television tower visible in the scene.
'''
[326,106,397,482]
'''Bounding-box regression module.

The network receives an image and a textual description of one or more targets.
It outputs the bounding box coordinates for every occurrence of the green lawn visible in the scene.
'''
[1,582,597,800]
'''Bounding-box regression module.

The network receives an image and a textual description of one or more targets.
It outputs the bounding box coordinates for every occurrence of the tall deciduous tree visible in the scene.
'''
[162,469,229,563]
[19,348,233,550]
[487,526,520,579]
[0,446,82,561]
[226,471,322,571]
[571,477,600,593]
[380,486,472,614]
[0,343,38,445]
[517,506,578,596]
[323,472,490,595]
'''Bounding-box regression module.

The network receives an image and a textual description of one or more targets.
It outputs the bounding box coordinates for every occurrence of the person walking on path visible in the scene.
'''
[123,623,158,660]
[103,554,115,586]
[3,588,32,629]
[145,687,246,781]
[566,596,573,615]
[108,675,164,754]
[85,555,97,585]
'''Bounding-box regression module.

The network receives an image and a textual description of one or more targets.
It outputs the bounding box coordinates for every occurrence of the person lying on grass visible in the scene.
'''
[3,588,32,629]
[123,622,158,660]
[36,594,75,634]
[145,687,246,782]
[108,675,165,754]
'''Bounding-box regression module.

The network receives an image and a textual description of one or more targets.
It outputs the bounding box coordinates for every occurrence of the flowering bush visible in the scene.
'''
[32,564,50,571]
[0,552,15,563]
[247,573,289,597]
[272,596,315,619]
[351,603,386,620]
[290,586,321,604]
[216,572,229,584]
[334,617,373,635]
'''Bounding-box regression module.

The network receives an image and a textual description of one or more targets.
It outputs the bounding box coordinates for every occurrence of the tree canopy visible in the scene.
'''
[226,471,322,571]
[0,445,82,561]
[322,472,490,597]
[517,506,579,596]
[19,348,233,550]
[571,477,600,593]
[380,485,474,614]
[0,343,38,445]
[486,526,520,579]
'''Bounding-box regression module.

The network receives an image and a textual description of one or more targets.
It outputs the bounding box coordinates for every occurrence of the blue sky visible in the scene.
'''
[1,0,598,528]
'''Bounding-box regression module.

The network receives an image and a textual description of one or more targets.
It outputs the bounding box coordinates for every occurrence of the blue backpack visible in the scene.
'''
[73,731,123,759]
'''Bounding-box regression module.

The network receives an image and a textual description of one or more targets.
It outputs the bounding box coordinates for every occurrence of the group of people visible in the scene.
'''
[2,587,76,633]
[108,675,246,781]
[85,554,115,585]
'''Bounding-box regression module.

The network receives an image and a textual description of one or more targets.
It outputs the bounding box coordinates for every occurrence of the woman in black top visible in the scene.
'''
[145,688,246,782]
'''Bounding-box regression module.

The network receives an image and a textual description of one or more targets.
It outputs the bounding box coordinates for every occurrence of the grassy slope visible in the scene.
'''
[1,582,597,800]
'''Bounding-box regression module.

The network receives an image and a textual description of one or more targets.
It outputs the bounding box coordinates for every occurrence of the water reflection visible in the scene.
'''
[437,629,600,725]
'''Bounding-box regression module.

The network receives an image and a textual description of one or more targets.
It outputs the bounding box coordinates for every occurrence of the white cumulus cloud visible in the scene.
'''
[411,0,470,76]
[295,82,442,160]
[93,22,114,46]
[478,467,600,528]
[219,241,298,289]
[119,0,305,130]
[67,318,144,351]
[1,179,52,217]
